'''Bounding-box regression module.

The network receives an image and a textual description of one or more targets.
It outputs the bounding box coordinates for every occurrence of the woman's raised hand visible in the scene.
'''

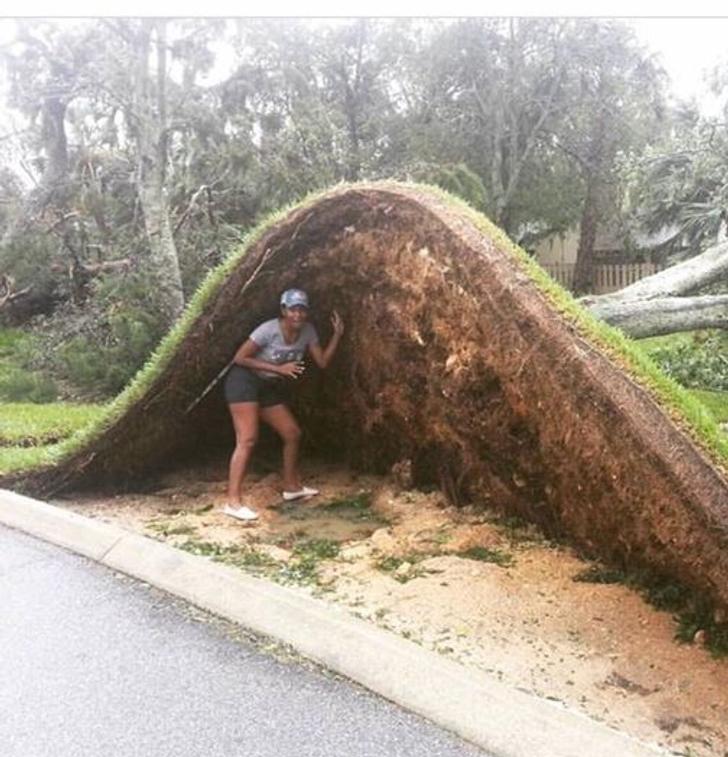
[331,310,345,337]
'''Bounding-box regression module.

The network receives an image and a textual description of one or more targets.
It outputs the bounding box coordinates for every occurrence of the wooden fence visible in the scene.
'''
[540,262,664,294]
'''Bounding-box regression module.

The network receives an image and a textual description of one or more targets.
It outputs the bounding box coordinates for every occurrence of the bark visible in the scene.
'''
[581,238,728,338]
[572,175,599,294]
[340,20,366,182]
[130,19,184,328]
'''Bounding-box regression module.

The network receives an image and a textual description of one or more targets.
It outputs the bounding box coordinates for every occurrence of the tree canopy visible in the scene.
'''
[0,17,723,396]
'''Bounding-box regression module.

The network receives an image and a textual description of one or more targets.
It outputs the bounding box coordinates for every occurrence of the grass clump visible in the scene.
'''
[177,539,232,558]
[573,565,628,585]
[176,538,277,573]
[292,538,340,560]
[278,538,340,585]
[376,555,407,573]
[162,532,342,587]
[676,609,728,654]
[320,491,383,521]
[457,546,514,567]
[145,519,197,537]
[374,553,430,583]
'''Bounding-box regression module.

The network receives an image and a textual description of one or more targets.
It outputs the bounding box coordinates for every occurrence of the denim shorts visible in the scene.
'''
[223,365,291,407]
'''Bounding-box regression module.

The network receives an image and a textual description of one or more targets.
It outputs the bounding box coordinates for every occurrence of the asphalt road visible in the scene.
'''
[0,525,488,757]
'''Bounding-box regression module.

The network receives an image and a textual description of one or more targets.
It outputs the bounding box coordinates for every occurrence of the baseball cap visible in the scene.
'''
[280,288,309,309]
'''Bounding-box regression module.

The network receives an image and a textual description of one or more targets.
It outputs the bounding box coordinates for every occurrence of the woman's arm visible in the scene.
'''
[308,311,344,370]
[233,339,304,379]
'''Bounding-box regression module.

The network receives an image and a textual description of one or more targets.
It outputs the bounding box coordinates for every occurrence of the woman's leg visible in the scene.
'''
[259,404,302,492]
[227,402,259,504]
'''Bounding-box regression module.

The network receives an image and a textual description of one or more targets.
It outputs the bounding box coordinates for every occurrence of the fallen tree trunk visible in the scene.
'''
[580,239,728,337]
[587,293,728,338]
[597,239,728,302]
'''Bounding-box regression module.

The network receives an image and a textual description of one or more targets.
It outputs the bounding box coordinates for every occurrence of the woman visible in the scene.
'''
[222,288,344,521]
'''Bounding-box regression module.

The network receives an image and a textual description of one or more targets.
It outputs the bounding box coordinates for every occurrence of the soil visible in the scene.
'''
[56,459,728,757]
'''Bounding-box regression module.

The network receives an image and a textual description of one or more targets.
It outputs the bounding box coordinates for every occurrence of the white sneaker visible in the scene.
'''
[282,486,320,502]
[222,505,259,521]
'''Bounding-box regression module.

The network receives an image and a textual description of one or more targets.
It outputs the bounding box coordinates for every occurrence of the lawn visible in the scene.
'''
[0,402,105,446]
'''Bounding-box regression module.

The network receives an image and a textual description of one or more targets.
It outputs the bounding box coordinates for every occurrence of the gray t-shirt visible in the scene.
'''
[249,318,319,379]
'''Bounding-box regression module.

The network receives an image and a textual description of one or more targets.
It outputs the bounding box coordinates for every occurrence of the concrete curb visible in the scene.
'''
[0,489,666,757]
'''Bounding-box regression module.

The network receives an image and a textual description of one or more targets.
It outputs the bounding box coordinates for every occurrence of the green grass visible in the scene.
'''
[145,519,197,537]
[572,565,627,585]
[0,401,105,475]
[374,552,432,583]
[0,443,63,474]
[688,389,728,424]
[176,538,278,571]
[0,402,105,446]
[635,332,698,352]
[375,555,408,573]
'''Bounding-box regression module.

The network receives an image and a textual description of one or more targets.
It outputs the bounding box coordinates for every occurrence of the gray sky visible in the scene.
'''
[628,17,728,113]
[1,13,728,119]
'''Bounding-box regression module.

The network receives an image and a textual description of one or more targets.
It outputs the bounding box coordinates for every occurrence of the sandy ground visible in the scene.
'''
[57,459,728,756]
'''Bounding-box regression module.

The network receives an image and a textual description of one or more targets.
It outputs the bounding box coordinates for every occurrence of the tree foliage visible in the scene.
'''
[0,17,706,397]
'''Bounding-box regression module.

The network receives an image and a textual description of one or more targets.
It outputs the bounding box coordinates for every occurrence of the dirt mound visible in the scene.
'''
[5,182,728,612]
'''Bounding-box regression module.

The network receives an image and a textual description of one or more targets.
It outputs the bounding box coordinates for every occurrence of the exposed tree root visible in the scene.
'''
[4,184,728,614]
